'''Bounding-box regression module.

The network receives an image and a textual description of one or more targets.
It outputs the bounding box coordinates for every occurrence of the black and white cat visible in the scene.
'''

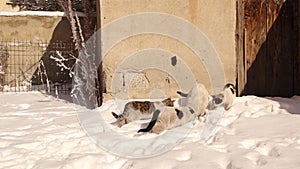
[208,83,236,110]
[176,83,210,118]
[137,107,196,134]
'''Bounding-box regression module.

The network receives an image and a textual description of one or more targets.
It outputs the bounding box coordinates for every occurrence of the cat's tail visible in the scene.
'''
[137,109,161,133]
[177,91,188,97]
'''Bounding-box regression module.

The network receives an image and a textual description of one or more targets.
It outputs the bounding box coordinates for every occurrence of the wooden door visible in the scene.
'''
[237,0,300,97]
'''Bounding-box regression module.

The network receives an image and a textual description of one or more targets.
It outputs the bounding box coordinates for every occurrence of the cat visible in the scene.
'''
[176,83,210,118]
[138,83,236,134]
[208,83,236,110]
[137,106,196,134]
[137,83,210,134]
[222,83,236,110]
[111,98,175,127]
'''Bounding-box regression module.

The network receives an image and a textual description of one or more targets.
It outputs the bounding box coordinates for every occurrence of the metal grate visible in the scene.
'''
[0,40,76,94]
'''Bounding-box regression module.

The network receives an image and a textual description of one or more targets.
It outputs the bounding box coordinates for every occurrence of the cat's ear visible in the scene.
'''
[119,114,124,120]
[224,83,236,94]
[162,98,173,106]
[112,112,119,119]
[169,100,175,107]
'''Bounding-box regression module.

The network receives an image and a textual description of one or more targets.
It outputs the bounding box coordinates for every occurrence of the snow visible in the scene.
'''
[1,92,300,169]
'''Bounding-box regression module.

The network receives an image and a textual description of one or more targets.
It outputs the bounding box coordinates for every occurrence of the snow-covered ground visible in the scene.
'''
[1,92,300,169]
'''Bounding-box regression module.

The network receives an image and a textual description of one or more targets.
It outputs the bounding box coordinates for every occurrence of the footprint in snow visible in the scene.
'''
[19,104,30,110]
[175,151,192,161]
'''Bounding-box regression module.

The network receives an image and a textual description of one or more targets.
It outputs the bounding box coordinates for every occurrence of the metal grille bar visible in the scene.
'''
[0,40,76,94]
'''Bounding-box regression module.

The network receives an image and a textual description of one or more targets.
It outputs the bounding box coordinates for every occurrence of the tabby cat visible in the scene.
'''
[111,98,175,127]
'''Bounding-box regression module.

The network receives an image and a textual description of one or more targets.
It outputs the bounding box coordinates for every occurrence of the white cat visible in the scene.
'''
[177,83,210,118]
[208,83,236,110]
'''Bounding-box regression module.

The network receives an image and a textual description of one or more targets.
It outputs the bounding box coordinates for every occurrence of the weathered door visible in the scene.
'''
[237,0,300,97]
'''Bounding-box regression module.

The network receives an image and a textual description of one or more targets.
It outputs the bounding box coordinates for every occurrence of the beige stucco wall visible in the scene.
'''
[0,14,72,42]
[100,0,236,100]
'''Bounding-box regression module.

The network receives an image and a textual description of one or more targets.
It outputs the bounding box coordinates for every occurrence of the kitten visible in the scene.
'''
[177,83,210,118]
[200,83,235,141]
[208,83,236,110]
[111,98,175,127]
[222,83,236,110]
[137,107,196,134]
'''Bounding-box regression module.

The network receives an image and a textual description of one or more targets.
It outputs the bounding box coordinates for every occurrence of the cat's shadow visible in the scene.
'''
[109,120,152,137]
